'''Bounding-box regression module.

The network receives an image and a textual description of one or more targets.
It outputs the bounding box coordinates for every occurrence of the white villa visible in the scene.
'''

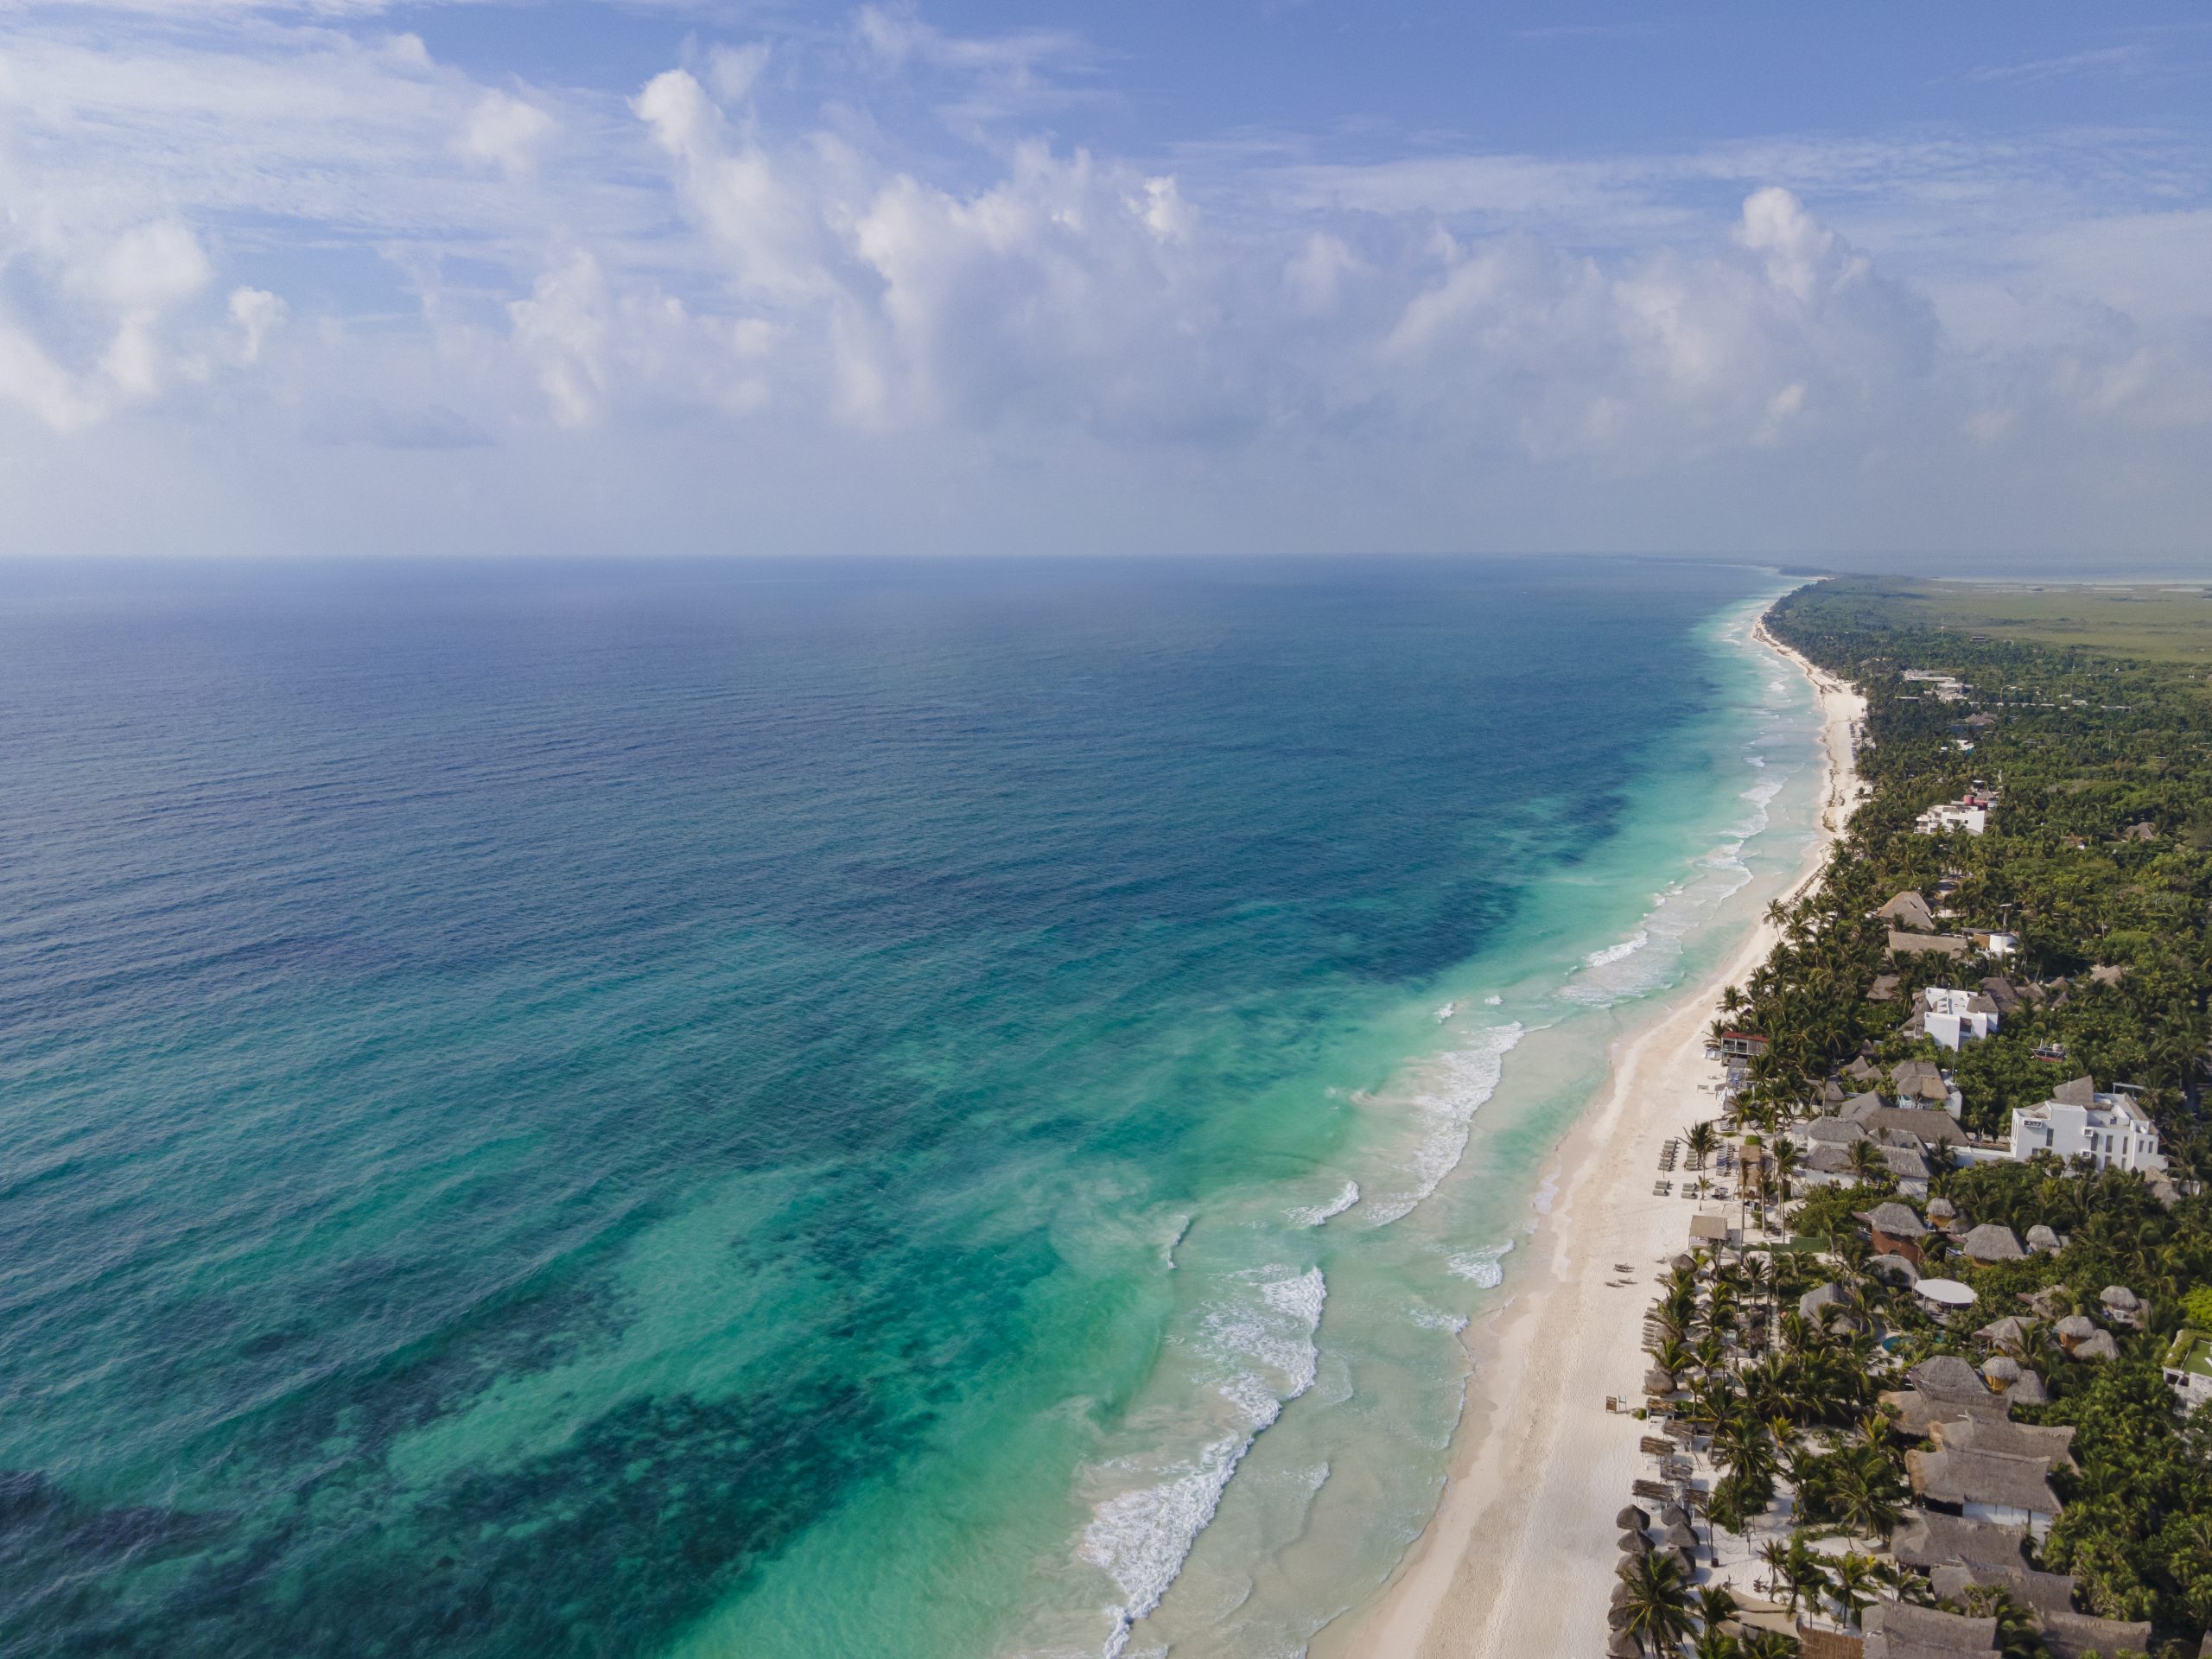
[2008,1077,2166,1173]
[1903,670,1969,702]
[1916,800,1988,836]
[1922,987,1999,1051]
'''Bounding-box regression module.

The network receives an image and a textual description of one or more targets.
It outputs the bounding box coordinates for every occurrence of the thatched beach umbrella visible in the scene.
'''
[1607,1630,1642,1657]
[1663,1523,1699,1553]
[1660,1503,1692,1530]
[1618,1530,1651,1554]
[1615,1504,1649,1530]
[1643,1369,1675,1395]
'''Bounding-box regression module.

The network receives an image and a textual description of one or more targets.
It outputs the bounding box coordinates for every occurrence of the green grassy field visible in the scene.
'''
[1797,575,2212,664]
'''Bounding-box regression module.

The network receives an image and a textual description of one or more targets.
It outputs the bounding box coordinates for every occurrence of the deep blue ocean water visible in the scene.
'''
[0,557,1788,1658]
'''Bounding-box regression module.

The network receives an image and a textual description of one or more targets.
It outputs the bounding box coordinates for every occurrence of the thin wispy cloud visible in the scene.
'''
[1968,42,2161,85]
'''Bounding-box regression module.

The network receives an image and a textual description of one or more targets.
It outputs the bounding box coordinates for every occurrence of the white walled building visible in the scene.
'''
[1923,987,1999,1051]
[1916,801,1988,836]
[2009,1077,2165,1173]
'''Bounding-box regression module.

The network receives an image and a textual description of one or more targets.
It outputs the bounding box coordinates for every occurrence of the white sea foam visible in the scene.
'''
[1447,1241,1513,1287]
[1565,918,1681,1007]
[1433,1000,1456,1023]
[1085,1436,1246,1657]
[1581,929,1649,969]
[1484,994,1503,1006]
[1081,1268,1326,1655]
[1363,1024,1524,1225]
[1289,1181,1359,1228]
[1409,1306,1470,1334]
[1567,756,1802,1010]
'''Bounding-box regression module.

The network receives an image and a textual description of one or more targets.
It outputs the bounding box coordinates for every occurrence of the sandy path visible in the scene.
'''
[1318,612,1864,1659]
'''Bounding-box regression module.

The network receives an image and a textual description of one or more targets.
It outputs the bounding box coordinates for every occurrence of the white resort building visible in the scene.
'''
[2008,1077,2166,1173]
[1916,800,1988,836]
[1921,987,1999,1052]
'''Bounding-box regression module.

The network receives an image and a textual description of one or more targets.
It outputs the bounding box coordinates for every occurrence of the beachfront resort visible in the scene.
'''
[1592,588,2212,1659]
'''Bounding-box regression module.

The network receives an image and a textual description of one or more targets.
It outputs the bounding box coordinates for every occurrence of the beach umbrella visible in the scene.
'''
[1643,1369,1675,1395]
[1615,1504,1649,1530]
[1607,1630,1643,1657]
[1663,1523,1699,1552]
[1618,1530,1651,1555]
[1610,1581,1636,1608]
[1616,1555,1647,1582]
[1660,1504,1692,1529]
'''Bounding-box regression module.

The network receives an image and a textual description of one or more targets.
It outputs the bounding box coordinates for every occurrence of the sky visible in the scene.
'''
[3,2,2210,564]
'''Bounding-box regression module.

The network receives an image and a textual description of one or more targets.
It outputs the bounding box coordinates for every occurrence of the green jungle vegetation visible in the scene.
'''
[1628,577,2212,1658]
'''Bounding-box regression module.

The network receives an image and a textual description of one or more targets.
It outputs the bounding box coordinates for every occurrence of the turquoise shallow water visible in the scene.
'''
[0,558,1817,1658]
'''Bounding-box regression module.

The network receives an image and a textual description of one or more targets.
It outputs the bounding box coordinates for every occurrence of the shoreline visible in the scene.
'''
[1316,601,1866,1659]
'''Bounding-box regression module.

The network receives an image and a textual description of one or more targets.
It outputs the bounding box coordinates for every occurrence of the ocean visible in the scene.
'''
[0,556,1822,1659]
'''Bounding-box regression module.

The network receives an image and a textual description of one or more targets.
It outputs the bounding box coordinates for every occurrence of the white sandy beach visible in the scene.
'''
[1319,613,1866,1659]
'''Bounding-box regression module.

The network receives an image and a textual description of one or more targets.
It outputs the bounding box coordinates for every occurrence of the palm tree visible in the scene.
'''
[1770,1141,1800,1204]
[1756,1536,1792,1605]
[1616,1548,1696,1656]
[1831,1551,1880,1629]
[1951,1586,2046,1659]
[1783,1531,1830,1615]
[1738,1253,1777,1334]
[1738,1634,1796,1659]
[1844,1136,1887,1185]
[1694,1583,1739,1633]
[1686,1119,1720,1197]
[1829,1444,1907,1541]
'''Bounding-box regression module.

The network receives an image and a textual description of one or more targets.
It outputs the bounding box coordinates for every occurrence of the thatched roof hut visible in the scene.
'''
[2073,1329,2120,1362]
[1870,1253,1921,1285]
[1961,1223,2024,1262]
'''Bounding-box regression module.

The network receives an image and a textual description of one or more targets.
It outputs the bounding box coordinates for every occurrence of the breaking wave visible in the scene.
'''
[1290,1182,1360,1228]
[1446,1241,1513,1288]
[1080,1268,1327,1656]
[1362,1024,1524,1225]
